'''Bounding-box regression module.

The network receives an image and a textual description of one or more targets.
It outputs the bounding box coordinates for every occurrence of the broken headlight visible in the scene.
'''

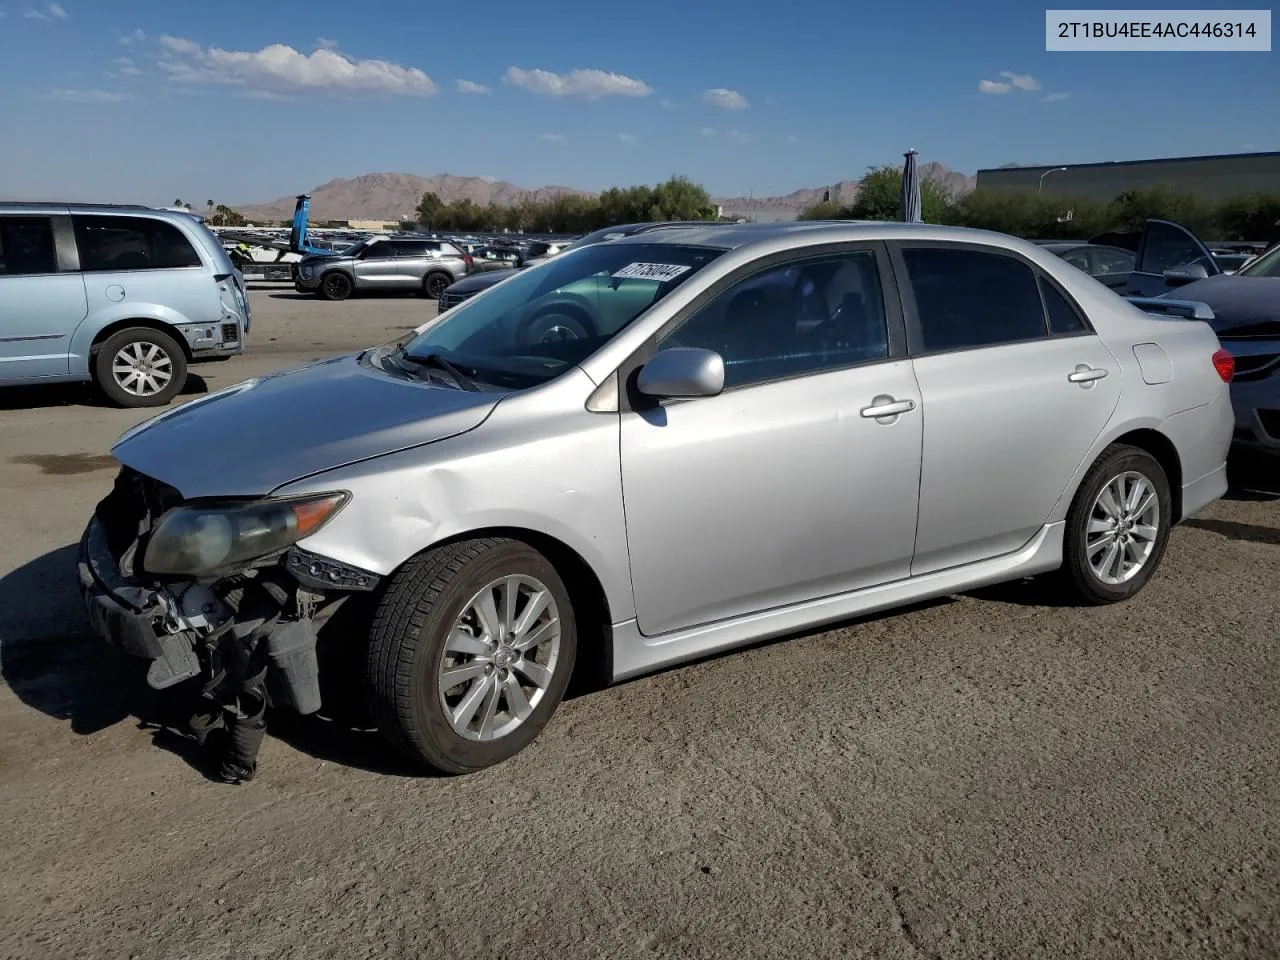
[143,493,348,576]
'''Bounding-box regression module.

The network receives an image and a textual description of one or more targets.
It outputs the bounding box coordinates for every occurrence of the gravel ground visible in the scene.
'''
[1,287,1277,960]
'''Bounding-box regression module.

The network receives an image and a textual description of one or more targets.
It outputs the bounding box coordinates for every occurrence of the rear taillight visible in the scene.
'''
[462,254,474,271]
[1212,347,1235,382]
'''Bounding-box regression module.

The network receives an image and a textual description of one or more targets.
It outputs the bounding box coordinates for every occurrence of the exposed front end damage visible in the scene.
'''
[77,465,380,781]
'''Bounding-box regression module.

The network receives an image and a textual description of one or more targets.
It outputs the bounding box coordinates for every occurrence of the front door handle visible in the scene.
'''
[1067,365,1109,384]
[860,396,916,419]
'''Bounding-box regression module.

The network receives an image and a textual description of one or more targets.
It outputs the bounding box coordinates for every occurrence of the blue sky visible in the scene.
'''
[0,0,1275,204]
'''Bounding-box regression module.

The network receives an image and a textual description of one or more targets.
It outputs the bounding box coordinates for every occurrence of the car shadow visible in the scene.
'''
[0,543,424,780]
[1181,517,1280,546]
[0,374,208,412]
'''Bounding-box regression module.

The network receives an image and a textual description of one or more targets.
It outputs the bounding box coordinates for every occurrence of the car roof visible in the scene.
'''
[0,201,205,225]
[606,220,1027,252]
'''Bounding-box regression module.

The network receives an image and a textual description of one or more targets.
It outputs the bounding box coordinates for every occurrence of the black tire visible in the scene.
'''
[1058,443,1172,605]
[422,272,452,300]
[366,538,578,774]
[518,307,593,347]
[319,271,353,301]
[92,326,188,408]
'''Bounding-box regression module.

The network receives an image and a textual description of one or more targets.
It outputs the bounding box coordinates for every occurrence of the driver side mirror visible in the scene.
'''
[636,347,725,399]
[1163,262,1209,286]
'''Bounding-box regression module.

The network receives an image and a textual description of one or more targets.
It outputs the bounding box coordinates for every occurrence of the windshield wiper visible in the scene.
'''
[399,350,480,391]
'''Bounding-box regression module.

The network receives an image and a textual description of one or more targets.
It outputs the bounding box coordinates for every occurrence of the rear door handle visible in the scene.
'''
[860,396,916,418]
[1067,365,1109,384]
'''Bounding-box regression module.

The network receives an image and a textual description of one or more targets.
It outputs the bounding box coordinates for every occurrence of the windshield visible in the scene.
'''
[557,226,631,254]
[402,241,723,388]
[1239,244,1280,278]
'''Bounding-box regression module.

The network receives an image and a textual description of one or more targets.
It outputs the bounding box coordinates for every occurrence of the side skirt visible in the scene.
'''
[610,522,1065,682]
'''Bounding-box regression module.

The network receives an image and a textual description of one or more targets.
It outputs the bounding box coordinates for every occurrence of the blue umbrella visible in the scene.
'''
[900,148,922,223]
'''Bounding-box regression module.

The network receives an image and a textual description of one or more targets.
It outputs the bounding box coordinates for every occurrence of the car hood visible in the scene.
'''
[448,268,518,294]
[1160,275,1280,335]
[111,352,501,499]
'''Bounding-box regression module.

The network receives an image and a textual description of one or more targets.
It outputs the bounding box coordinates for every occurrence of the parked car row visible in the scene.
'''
[0,202,250,407]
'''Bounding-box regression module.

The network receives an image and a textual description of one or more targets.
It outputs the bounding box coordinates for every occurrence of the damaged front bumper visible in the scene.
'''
[76,512,378,714]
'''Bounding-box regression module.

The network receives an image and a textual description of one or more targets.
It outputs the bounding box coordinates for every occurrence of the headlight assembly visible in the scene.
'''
[142,492,348,577]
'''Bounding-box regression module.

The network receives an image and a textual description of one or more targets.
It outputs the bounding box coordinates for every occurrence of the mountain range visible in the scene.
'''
[235,163,979,225]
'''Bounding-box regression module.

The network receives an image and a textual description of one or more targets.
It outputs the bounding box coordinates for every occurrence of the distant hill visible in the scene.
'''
[237,162,978,224]
[237,172,586,223]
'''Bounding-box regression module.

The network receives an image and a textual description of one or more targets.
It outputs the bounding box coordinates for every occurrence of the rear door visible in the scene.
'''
[0,213,88,381]
[1125,219,1221,296]
[389,240,432,288]
[891,242,1122,574]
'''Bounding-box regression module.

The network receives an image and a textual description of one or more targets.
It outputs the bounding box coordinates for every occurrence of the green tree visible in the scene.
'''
[847,165,953,223]
[1214,192,1280,241]
[416,191,445,227]
[208,204,247,227]
[797,200,847,220]
[1105,185,1214,236]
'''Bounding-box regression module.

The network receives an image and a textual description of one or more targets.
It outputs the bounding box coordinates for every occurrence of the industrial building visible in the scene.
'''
[976,151,1280,202]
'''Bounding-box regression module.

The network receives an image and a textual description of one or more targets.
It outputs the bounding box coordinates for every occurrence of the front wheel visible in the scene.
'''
[1059,444,1172,605]
[366,538,577,774]
[93,327,188,407]
[319,272,353,301]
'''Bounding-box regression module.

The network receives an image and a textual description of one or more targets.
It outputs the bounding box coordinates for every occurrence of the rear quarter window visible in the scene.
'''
[73,215,202,272]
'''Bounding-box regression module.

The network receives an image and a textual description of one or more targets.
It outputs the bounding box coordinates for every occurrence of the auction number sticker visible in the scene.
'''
[1046,9,1271,50]
[612,262,693,281]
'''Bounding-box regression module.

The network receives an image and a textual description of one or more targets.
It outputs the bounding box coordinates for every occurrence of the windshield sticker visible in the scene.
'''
[611,262,693,282]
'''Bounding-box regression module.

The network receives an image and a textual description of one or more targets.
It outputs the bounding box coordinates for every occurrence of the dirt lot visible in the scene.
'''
[1,287,1278,960]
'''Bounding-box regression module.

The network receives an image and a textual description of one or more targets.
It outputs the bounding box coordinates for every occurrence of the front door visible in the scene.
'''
[619,245,924,637]
[0,214,86,381]
[893,242,1122,574]
[352,242,401,288]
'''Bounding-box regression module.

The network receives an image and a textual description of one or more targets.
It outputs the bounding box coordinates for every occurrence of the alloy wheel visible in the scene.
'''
[111,341,174,398]
[1086,470,1160,585]
[438,574,561,742]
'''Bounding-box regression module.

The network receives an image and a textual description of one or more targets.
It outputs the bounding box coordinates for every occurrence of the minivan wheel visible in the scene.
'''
[1059,444,1172,605]
[423,272,451,300]
[366,538,577,774]
[93,327,187,408]
[320,272,353,301]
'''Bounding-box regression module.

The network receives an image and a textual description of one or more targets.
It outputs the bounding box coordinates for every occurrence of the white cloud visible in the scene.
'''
[764,95,776,105]
[979,79,1011,94]
[617,132,637,143]
[787,133,799,143]
[41,88,133,103]
[660,98,677,107]
[1042,91,1070,102]
[117,27,145,45]
[113,56,134,67]
[503,65,651,99]
[702,87,748,110]
[24,3,67,20]
[155,37,437,97]
[1000,70,1040,91]
[456,78,490,94]
[701,127,717,137]
[726,128,751,143]
[315,37,338,50]
[539,132,565,141]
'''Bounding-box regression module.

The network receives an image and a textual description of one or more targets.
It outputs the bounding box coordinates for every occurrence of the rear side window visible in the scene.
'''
[73,215,201,272]
[0,216,59,276]
[1040,276,1088,335]
[901,247,1047,353]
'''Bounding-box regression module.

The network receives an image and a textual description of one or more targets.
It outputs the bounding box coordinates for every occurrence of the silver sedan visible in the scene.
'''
[80,221,1234,777]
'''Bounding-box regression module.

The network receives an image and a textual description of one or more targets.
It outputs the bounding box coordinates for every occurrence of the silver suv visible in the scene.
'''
[0,203,249,407]
[294,237,472,301]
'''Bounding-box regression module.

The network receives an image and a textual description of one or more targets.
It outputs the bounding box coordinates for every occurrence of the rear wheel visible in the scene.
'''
[423,272,451,300]
[366,538,577,774]
[1059,444,1172,604]
[93,327,187,407]
[319,272,353,301]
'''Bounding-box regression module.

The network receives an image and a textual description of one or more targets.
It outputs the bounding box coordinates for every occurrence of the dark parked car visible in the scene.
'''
[1121,220,1280,460]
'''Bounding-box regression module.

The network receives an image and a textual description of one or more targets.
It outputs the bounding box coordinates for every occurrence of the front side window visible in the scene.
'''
[401,241,723,387]
[73,215,201,272]
[1137,222,1208,274]
[901,247,1047,353]
[658,250,890,390]
[0,216,58,276]
[359,242,396,261]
